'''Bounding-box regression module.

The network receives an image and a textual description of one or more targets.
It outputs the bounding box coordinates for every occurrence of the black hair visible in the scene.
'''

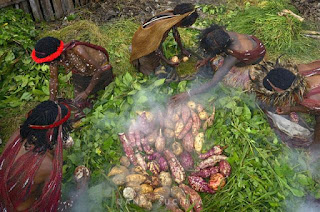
[200,24,232,56]
[263,68,296,91]
[35,36,62,62]
[173,3,198,27]
[20,101,72,153]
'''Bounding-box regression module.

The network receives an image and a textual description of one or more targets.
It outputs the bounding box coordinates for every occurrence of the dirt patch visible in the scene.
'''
[292,0,320,28]
[83,0,225,23]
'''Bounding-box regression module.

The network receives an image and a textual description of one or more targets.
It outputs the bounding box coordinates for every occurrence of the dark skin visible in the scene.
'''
[49,45,111,103]
[4,130,88,211]
[170,31,261,105]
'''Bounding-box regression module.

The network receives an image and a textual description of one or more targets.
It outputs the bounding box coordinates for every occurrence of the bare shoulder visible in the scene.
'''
[72,45,87,55]
[34,153,53,184]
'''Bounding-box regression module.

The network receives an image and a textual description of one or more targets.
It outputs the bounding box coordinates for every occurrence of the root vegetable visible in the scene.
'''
[182,133,194,152]
[191,110,200,135]
[126,182,143,192]
[141,137,154,155]
[181,105,191,123]
[112,173,127,185]
[198,145,224,159]
[154,186,171,199]
[145,111,154,122]
[163,149,185,184]
[107,165,129,177]
[209,173,226,190]
[164,128,175,138]
[219,160,231,177]
[126,174,147,184]
[171,56,180,63]
[134,131,143,151]
[166,198,183,212]
[171,142,183,156]
[199,111,208,120]
[164,119,175,129]
[195,155,228,171]
[132,166,148,176]
[172,113,180,122]
[155,129,165,152]
[175,119,184,137]
[137,112,152,135]
[123,187,136,200]
[182,56,189,62]
[177,118,193,139]
[171,186,193,212]
[179,152,194,170]
[150,176,161,188]
[119,133,137,166]
[191,166,219,178]
[120,156,131,167]
[147,161,161,175]
[157,156,169,171]
[147,130,157,144]
[140,184,154,194]
[187,101,196,110]
[146,152,161,161]
[134,194,152,210]
[196,104,204,113]
[159,172,172,187]
[179,184,203,212]
[63,136,74,149]
[194,132,204,153]
[203,105,216,130]
[136,153,147,171]
[188,176,215,194]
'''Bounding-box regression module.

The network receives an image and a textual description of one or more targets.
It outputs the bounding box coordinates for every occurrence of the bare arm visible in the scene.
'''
[49,64,59,101]
[155,48,179,67]
[190,55,238,96]
[172,27,190,57]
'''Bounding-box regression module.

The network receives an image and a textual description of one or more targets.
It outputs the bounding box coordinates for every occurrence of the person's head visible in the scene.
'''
[31,36,64,64]
[263,68,296,92]
[173,3,198,27]
[20,101,71,153]
[200,24,232,56]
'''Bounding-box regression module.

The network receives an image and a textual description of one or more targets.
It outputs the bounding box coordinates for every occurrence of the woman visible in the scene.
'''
[0,101,89,211]
[170,24,266,103]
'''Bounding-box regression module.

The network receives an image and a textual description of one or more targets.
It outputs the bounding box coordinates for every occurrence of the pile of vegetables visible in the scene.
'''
[107,101,233,211]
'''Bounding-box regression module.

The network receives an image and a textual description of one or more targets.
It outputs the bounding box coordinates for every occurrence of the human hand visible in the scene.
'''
[169,92,190,106]
[75,91,89,103]
[276,106,291,115]
[196,59,208,69]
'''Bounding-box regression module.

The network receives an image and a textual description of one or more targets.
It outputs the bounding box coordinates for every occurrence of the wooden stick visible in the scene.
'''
[303,34,320,39]
[278,9,304,22]
[302,30,320,35]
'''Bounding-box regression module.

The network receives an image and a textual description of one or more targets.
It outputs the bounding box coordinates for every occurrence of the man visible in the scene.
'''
[130,3,198,80]
[170,24,266,104]
[250,59,320,151]
[0,101,89,211]
[31,37,113,107]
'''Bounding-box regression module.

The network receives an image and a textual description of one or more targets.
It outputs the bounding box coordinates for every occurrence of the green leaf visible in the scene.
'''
[5,51,15,62]
[290,188,305,197]
[153,78,166,87]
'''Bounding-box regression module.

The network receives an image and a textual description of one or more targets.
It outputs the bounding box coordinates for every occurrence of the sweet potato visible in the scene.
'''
[166,198,184,212]
[126,174,147,184]
[179,152,194,170]
[136,152,147,171]
[191,166,219,178]
[198,145,224,160]
[155,129,165,152]
[123,187,136,200]
[159,171,172,187]
[171,142,183,156]
[195,155,228,171]
[177,118,193,139]
[164,128,175,138]
[147,161,161,175]
[119,133,137,166]
[187,101,196,110]
[112,173,128,185]
[209,173,226,190]
[196,104,204,113]
[134,194,152,210]
[191,110,201,135]
[179,184,203,212]
[140,184,154,194]
[163,149,185,184]
[175,119,184,138]
[146,152,161,161]
[219,160,231,177]
[182,132,194,152]
[134,130,143,151]
[203,104,216,130]
[154,186,171,199]
[199,111,208,120]
[141,137,154,155]
[188,176,215,194]
[171,186,193,212]
[181,105,191,123]
[137,112,153,135]
[132,166,148,176]
[164,119,175,129]
[147,130,157,144]
[194,132,204,153]
[120,156,131,167]
[108,165,129,177]
[157,156,169,171]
